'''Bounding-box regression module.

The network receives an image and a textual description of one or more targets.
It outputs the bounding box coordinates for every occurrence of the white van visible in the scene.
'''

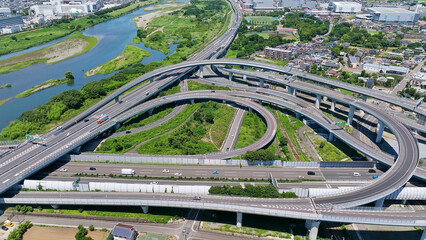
[353,172,360,177]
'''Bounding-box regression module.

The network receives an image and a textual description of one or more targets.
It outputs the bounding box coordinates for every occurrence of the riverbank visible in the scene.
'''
[0,0,161,57]
[86,45,151,76]
[0,83,11,89]
[0,32,97,74]
[16,77,73,98]
[0,98,11,107]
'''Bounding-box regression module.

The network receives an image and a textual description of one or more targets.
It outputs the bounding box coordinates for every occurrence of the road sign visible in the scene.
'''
[334,121,346,126]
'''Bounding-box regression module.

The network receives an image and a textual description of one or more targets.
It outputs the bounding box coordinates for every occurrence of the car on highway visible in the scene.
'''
[353,172,360,177]
[211,90,215,93]
[1,226,8,231]
[368,169,376,173]
[193,196,201,200]
[89,167,96,171]
[126,131,131,134]
[84,119,90,122]
[307,171,315,175]
[59,168,68,172]
[162,169,169,173]
[174,172,182,176]
[212,171,219,174]
[373,175,378,179]
[150,182,158,185]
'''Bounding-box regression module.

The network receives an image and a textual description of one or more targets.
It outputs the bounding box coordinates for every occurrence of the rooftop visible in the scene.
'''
[368,7,416,14]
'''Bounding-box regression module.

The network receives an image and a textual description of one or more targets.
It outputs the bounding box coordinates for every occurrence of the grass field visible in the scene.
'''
[137,102,234,154]
[118,105,175,132]
[86,45,151,76]
[98,104,200,153]
[188,80,230,91]
[246,17,277,24]
[277,111,309,162]
[0,32,97,74]
[138,233,168,240]
[235,112,266,149]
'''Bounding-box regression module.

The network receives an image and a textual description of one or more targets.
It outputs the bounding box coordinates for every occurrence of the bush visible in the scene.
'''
[7,221,32,240]
[89,225,94,231]
[209,184,297,198]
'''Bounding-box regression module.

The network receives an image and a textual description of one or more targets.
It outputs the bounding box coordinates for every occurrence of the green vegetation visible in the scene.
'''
[247,17,275,24]
[16,72,75,98]
[97,104,200,153]
[277,111,309,162]
[0,0,229,141]
[0,32,97,74]
[313,139,349,161]
[75,225,94,240]
[0,0,160,56]
[209,184,297,198]
[228,33,294,58]
[139,233,168,240]
[235,112,266,149]
[0,83,11,89]
[136,101,234,154]
[140,0,230,55]
[280,12,329,42]
[0,98,11,107]
[86,45,151,76]
[187,80,230,91]
[118,105,175,132]
[203,222,292,239]
[7,221,32,240]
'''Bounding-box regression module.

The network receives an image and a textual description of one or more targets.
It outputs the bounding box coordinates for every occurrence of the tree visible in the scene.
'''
[65,71,75,81]
[11,36,17,41]
[89,225,94,231]
[81,82,106,99]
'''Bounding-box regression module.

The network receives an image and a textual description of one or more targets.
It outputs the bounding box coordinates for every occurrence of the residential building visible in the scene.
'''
[111,223,137,240]
[264,47,293,61]
[239,0,316,11]
[348,55,358,68]
[330,2,362,13]
[367,7,419,23]
[0,8,11,17]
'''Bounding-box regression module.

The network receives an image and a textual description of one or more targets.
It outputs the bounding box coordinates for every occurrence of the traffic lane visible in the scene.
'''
[320,168,383,181]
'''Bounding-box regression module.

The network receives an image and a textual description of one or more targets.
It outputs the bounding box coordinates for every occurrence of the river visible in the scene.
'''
[0,0,183,131]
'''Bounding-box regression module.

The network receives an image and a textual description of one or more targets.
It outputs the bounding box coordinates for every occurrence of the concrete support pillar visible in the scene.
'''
[141,205,149,214]
[199,66,204,79]
[236,212,242,228]
[323,96,328,102]
[295,112,301,119]
[71,146,81,154]
[229,72,233,81]
[362,95,367,101]
[331,99,336,112]
[211,65,217,72]
[243,74,247,81]
[190,99,195,104]
[376,120,385,143]
[150,77,154,83]
[148,108,154,116]
[248,107,252,113]
[375,197,385,208]
[417,114,426,126]
[288,87,296,96]
[347,105,355,125]
[114,123,120,131]
[305,220,321,240]
[328,132,334,142]
[420,227,426,240]
[402,200,407,205]
[260,79,264,88]
[51,204,60,209]
[114,96,119,103]
[315,94,322,109]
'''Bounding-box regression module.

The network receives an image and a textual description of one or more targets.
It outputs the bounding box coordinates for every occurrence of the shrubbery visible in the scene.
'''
[209,184,297,198]
[7,221,32,240]
[15,205,33,213]
[75,225,94,240]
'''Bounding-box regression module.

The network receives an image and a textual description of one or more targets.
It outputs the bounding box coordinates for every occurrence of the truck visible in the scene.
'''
[121,169,135,175]
[97,115,109,124]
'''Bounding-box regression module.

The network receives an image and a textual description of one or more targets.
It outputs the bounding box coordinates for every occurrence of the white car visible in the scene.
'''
[59,168,68,172]
[150,181,158,185]
[174,172,182,176]
[162,169,170,173]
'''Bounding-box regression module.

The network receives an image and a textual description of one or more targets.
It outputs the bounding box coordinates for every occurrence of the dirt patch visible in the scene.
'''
[23,226,108,240]
[133,10,175,29]
[145,3,187,11]
[44,38,89,63]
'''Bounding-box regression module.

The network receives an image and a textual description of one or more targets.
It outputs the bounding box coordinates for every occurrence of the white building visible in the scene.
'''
[330,2,362,13]
[30,0,103,17]
[240,0,316,11]
[0,8,11,17]
[363,63,409,75]
[367,7,419,23]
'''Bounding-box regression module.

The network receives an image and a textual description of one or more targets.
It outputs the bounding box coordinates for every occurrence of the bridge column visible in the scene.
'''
[114,96,119,103]
[199,66,204,79]
[347,105,355,125]
[141,205,149,214]
[402,200,407,205]
[315,94,322,109]
[114,123,120,131]
[288,86,295,96]
[376,120,385,143]
[148,108,154,116]
[51,204,60,209]
[71,146,81,154]
[295,112,301,119]
[417,114,426,126]
[375,197,385,208]
[420,227,426,240]
[190,99,195,104]
[260,79,264,88]
[229,72,233,81]
[305,220,320,240]
[328,132,334,142]
[236,212,242,228]
[150,77,154,83]
[362,95,367,101]
[330,99,336,111]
